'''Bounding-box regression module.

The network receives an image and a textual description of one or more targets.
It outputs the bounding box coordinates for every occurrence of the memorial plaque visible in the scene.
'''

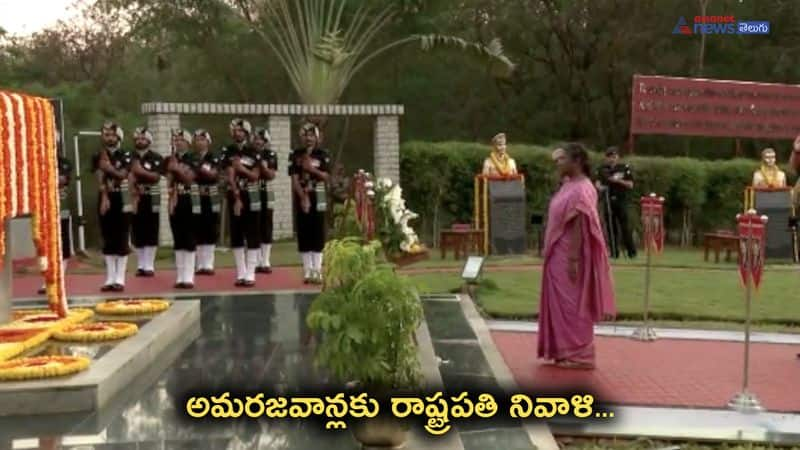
[753,190,794,260]
[488,180,527,255]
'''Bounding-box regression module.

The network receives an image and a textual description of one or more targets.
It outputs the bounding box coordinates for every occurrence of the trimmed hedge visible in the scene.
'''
[400,141,789,246]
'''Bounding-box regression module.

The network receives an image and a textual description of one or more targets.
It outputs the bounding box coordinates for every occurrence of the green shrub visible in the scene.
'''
[400,141,782,245]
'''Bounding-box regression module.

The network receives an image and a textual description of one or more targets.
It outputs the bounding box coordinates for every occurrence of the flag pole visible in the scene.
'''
[632,194,659,341]
[728,212,763,413]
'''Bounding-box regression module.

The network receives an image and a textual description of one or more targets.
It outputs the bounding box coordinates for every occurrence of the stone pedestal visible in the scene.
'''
[751,189,793,259]
[488,180,527,255]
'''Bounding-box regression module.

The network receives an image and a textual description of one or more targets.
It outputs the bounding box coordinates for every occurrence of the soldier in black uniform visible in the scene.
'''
[596,146,637,259]
[223,119,262,287]
[167,129,199,289]
[129,127,164,278]
[290,123,330,284]
[253,128,278,274]
[192,129,221,275]
[93,122,132,292]
[39,156,73,295]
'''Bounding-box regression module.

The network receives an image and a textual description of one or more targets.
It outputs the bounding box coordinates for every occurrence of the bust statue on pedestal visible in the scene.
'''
[752,148,787,189]
[482,133,517,178]
[745,147,795,260]
[474,133,526,255]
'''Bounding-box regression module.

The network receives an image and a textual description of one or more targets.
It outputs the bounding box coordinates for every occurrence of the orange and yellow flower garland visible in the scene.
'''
[0,91,65,317]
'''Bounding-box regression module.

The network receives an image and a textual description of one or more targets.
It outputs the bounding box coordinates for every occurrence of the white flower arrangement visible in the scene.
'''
[373,176,425,255]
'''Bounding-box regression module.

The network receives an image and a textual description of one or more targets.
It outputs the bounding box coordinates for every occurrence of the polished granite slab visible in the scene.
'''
[421,296,539,450]
[0,293,462,449]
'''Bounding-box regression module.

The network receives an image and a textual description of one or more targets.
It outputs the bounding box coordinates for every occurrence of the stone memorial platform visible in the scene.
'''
[0,300,200,416]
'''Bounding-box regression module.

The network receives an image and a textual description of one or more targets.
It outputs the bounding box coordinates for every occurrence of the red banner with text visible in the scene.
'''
[630,74,800,139]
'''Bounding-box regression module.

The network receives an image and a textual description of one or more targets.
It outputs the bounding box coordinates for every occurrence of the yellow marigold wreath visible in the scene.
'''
[53,322,138,342]
[95,299,170,315]
[0,343,24,362]
[4,308,94,330]
[0,328,53,362]
[0,355,90,381]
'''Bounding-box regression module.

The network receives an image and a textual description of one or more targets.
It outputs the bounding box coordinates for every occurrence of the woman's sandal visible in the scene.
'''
[555,360,595,370]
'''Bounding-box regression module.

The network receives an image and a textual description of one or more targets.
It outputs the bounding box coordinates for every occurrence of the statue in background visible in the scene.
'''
[482,133,517,177]
[752,147,786,188]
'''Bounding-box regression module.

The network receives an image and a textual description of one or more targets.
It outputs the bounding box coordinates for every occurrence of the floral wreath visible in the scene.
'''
[0,342,25,362]
[95,299,170,315]
[0,355,90,381]
[53,322,138,342]
[2,308,94,330]
[0,328,50,354]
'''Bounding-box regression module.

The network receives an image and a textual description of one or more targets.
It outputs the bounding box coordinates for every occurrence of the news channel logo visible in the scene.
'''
[672,16,770,35]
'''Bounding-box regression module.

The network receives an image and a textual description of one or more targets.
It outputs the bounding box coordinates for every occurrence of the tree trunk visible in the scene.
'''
[681,208,692,247]
[697,0,710,76]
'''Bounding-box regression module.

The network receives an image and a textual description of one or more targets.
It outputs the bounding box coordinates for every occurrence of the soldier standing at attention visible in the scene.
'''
[596,146,637,259]
[253,128,278,274]
[93,122,132,292]
[223,119,262,287]
[290,123,330,284]
[167,129,199,289]
[129,127,164,278]
[192,129,221,275]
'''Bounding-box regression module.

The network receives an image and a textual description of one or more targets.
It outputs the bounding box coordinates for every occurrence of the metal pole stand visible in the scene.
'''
[728,226,763,413]
[632,237,657,341]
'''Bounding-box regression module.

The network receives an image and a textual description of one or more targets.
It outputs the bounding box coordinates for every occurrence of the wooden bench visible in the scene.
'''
[440,225,483,260]
[703,231,739,263]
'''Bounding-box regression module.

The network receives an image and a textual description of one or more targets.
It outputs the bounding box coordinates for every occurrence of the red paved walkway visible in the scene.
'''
[492,330,800,412]
[12,267,315,299]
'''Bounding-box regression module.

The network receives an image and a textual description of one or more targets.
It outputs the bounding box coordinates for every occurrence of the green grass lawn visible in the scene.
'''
[24,243,800,332]
[407,264,800,332]
[45,244,790,275]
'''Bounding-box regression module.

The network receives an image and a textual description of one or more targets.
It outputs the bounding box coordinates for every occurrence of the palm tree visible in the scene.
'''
[228,0,515,105]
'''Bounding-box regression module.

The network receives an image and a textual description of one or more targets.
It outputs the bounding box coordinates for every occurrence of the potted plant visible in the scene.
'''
[306,237,423,448]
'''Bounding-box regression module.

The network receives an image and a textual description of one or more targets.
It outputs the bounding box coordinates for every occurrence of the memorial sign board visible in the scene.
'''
[752,189,794,259]
[488,180,527,255]
[630,74,800,139]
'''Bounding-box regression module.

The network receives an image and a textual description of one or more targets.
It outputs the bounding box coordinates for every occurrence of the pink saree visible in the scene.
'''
[537,177,616,365]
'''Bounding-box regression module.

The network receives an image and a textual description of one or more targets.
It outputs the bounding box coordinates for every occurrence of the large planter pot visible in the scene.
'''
[351,416,410,449]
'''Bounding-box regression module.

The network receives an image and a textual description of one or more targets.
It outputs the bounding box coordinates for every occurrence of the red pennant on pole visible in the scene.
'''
[353,170,376,240]
[736,210,768,290]
[640,193,665,254]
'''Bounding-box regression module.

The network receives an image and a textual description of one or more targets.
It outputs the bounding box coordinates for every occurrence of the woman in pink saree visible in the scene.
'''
[538,144,616,369]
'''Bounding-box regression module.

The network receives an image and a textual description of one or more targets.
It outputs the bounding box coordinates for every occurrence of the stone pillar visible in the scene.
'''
[146,112,181,246]
[268,115,294,239]
[0,220,10,324]
[374,115,400,184]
